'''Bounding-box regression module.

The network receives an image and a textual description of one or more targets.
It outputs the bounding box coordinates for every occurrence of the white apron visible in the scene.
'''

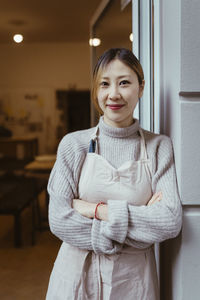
[46,127,159,300]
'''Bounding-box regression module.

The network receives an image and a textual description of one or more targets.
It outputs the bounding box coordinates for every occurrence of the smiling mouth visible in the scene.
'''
[107,104,125,110]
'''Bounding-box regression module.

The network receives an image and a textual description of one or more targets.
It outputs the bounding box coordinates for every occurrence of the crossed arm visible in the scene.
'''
[48,135,182,254]
[72,192,162,221]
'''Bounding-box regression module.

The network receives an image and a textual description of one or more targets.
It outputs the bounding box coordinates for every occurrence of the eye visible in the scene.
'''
[100,81,109,87]
[120,80,130,86]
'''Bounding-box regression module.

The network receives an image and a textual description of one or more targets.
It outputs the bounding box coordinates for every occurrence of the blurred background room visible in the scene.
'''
[0,0,133,299]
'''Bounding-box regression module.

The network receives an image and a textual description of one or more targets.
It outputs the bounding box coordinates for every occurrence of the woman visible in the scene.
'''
[46,48,182,300]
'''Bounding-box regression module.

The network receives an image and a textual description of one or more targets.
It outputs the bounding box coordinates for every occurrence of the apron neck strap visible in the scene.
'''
[89,126,99,153]
[90,125,99,140]
[89,126,148,159]
[139,128,148,160]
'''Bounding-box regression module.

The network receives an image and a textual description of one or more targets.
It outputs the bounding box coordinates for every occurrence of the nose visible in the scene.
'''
[108,84,121,100]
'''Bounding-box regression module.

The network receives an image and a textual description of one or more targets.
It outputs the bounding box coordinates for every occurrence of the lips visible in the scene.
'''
[107,104,125,110]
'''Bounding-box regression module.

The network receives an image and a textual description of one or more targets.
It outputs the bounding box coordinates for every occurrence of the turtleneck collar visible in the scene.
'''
[98,116,140,138]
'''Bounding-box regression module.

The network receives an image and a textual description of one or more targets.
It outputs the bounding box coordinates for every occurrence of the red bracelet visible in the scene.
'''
[95,202,106,220]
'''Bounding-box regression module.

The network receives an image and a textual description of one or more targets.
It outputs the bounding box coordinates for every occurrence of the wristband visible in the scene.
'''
[95,202,106,220]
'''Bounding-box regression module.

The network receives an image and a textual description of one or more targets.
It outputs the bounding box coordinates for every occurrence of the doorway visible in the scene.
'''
[56,90,91,141]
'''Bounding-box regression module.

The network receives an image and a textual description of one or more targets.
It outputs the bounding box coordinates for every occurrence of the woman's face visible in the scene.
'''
[97,59,144,128]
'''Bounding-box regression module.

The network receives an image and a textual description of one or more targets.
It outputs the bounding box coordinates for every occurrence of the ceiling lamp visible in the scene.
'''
[89,38,101,47]
[129,33,133,42]
[13,34,23,43]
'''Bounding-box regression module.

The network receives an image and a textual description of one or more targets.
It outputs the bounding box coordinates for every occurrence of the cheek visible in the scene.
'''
[126,89,139,103]
[97,90,105,106]
[98,100,105,112]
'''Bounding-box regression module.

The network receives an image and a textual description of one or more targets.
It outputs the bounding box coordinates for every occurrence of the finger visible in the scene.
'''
[148,192,162,206]
[148,196,156,205]
[152,192,162,201]
[148,193,160,204]
[148,199,159,206]
[148,199,157,206]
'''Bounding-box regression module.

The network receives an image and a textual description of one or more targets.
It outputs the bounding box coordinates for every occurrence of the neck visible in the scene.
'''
[98,116,140,138]
[103,116,135,128]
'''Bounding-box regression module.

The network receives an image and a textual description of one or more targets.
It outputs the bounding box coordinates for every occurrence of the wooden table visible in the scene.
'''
[24,155,56,230]
[25,155,56,174]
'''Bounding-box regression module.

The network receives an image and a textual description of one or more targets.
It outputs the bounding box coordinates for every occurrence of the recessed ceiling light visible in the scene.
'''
[89,38,101,47]
[13,34,23,43]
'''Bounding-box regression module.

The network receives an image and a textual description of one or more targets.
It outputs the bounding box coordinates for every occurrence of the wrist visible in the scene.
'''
[88,202,96,219]
[95,202,108,221]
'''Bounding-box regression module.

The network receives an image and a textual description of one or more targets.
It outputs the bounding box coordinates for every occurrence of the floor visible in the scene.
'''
[0,192,61,300]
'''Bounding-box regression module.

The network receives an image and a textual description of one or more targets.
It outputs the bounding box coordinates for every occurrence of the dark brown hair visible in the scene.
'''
[91,48,144,114]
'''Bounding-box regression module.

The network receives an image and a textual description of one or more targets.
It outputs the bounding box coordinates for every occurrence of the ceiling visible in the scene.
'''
[0,0,102,44]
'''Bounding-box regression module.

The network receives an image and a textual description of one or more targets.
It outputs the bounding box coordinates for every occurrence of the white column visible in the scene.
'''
[159,0,200,299]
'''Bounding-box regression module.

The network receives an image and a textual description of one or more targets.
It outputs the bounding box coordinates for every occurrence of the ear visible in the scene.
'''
[138,80,145,98]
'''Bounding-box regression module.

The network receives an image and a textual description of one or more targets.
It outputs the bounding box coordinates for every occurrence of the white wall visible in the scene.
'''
[160,0,200,299]
[159,0,181,170]
[0,42,91,153]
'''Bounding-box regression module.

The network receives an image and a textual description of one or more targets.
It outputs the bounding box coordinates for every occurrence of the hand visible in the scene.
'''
[73,199,96,219]
[147,191,162,206]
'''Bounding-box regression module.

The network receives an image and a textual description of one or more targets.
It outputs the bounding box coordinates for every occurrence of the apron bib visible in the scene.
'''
[46,127,159,300]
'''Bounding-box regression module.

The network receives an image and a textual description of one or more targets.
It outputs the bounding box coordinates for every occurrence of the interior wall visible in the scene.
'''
[160,0,200,299]
[159,0,181,169]
[0,42,90,89]
[0,42,91,153]
[159,0,183,299]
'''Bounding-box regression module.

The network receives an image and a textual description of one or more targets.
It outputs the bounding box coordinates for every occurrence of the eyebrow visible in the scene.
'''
[101,75,131,79]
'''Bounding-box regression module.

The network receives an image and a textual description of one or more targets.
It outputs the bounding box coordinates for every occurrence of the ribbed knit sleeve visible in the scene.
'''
[100,135,182,245]
[48,133,122,254]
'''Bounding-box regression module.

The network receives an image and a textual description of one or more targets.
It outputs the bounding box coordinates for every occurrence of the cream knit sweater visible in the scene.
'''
[48,117,182,254]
